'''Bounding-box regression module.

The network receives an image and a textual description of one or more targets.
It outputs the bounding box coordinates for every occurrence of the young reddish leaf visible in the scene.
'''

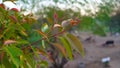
[70,19,79,26]
[10,8,19,12]
[34,30,47,39]
[9,15,18,22]
[51,43,66,57]
[4,40,17,45]
[53,12,58,20]
[0,3,5,9]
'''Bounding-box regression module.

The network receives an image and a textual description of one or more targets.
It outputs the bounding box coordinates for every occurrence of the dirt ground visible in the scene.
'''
[64,32,120,68]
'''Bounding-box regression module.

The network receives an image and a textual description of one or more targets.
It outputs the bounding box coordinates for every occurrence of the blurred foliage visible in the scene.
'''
[0,0,120,68]
[0,1,84,68]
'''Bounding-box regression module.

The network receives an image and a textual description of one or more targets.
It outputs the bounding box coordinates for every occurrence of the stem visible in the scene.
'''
[30,30,66,45]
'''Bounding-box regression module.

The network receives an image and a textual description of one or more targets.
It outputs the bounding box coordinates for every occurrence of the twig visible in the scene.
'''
[30,30,66,45]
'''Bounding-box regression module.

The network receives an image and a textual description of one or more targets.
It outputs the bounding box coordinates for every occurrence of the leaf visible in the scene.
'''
[36,48,46,55]
[4,46,23,68]
[17,39,29,45]
[53,24,61,28]
[24,54,36,68]
[58,37,73,60]
[41,23,49,33]
[42,40,46,49]
[20,30,28,37]
[51,43,66,57]
[52,24,63,34]
[46,17,53,24]
[2,23,15,39]
[20,55,24,68]
[2,53,12,68]
[28,31,41,43]
[30,46,39,59]
[39,61,48,68]
[34,30,47,39]
[4,40,17,45]
[4,39,29,45]
[22,23,31,30]
[65,33,84,57]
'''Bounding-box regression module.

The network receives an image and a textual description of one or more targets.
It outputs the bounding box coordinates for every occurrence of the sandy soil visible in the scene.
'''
[64,32,120,68]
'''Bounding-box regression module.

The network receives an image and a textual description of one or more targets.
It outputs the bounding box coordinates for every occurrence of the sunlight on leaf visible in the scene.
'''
[58,37,73,60]
[20,30,28,37]
[42,40,46,48]
[65,33,84,57]
[41,23,49,33]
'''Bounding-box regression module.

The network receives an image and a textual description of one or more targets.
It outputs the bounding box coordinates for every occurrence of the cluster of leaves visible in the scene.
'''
[0,1,84,68]
[35,6,106,36]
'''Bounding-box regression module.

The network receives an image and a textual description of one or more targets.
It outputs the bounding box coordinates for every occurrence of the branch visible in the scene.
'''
[30,30,66,45]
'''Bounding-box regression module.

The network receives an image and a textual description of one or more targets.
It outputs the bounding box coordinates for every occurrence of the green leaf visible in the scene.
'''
[20,55,24,68]
[28,30,41,43]
[65,33,84,57]
[42,40,46,49]
[39,61,48,68]
[24,54,36,68]
[41,23,49,33]
[17,39,29,45]
[4,46,23,68]
[22,23,31,30]
[3,23,15,39]
[58,37,73,60]
[2,54,12,68]
[30,46,40,59]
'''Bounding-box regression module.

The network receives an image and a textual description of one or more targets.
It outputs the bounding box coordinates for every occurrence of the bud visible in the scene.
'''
[53,12,57,20]
[61,19,72,28]
[51,24,63,35]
